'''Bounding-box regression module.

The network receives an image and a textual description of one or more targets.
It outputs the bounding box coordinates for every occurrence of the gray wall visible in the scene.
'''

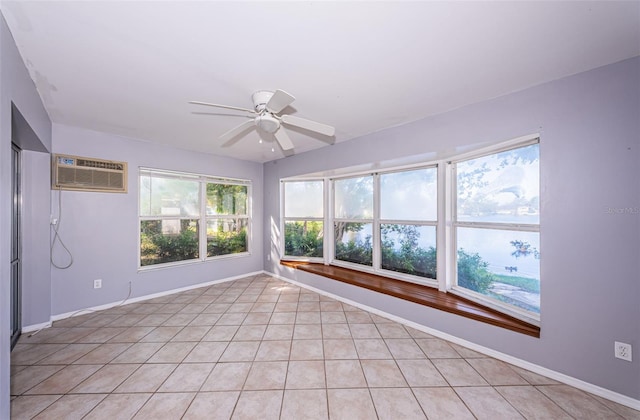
[50,124,264,315]
[21,150,52,327]
[263,57,640,399]
[0,14,52,419]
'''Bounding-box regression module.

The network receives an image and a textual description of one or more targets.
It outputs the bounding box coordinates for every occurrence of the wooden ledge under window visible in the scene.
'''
[281,261,540,338]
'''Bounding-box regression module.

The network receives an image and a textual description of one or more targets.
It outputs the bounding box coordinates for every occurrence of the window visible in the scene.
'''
[280,135,540,322]
[206,183,249,257]
[380,168,438,279]
[452,141,540,315]
[330,168,438,282]
[282,180,324,258]
[140,169,250,267]
[333,176,374,266]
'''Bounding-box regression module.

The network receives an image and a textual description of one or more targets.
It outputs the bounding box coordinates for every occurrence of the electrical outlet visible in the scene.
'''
[614,341,632,362]
[93,279,102,289]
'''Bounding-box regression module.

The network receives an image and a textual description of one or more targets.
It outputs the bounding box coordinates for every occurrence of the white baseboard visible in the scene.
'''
[265,270,640,411]
[22,321,52,334]
[27,271,263,325]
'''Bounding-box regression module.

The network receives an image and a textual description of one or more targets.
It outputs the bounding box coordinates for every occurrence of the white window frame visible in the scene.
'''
[281,178,326,262]
[138,167,251,270]
[278,133,540,324]
[447,135,540,324]
[330,173,376,273]
[327,165,439,287]
[376,166,439,286]
[204,179,252,260]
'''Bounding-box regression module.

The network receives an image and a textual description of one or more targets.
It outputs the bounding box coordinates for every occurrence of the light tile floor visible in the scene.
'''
[10,274,640,419]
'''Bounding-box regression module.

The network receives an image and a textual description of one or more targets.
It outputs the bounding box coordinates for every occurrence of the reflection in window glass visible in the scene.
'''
[285,221,323,257]
[380,168,437,221]
[457,143,539,224]
[206,184,247,216]
[284,181,323,218]
[457,227,540,313]
[207,218,248,257]
[334,176,373,219]
[381,224,436,278]
[334,222,372,266]
[140,176,200,217]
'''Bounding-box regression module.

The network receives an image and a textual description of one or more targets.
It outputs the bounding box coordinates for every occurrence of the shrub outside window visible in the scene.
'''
[139,169,250,267]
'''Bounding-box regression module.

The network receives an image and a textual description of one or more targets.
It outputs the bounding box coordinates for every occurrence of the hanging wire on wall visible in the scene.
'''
[50,189,73,269]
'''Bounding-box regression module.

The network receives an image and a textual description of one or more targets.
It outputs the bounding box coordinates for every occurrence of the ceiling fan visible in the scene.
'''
[190,90,335,152]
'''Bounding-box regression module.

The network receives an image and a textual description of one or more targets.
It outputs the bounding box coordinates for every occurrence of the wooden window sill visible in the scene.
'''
[281,260,540,338]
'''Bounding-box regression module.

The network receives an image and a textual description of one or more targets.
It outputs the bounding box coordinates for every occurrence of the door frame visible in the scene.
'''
[10,143,22,350]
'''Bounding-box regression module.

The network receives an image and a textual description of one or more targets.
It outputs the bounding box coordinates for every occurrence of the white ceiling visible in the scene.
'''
[2,1,639,163]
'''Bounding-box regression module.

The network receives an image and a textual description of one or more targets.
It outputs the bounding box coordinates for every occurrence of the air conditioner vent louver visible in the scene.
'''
[53,154,127,193]
[76,159,125,171]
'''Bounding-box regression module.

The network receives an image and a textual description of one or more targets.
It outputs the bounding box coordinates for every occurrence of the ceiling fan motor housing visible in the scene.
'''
[252,90,274,112]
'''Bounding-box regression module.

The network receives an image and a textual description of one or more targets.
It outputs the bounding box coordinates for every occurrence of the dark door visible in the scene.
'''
[10,143,21,349]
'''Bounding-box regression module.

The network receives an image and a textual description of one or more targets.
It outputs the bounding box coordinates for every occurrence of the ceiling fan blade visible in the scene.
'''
[266,89,295,114]
[189,101,256,114]
[281,114,335,137]
[220,119,256,146]
[274,127,294,151]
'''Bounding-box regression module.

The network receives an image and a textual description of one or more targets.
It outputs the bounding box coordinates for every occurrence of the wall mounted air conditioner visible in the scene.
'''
[52,154,128,193]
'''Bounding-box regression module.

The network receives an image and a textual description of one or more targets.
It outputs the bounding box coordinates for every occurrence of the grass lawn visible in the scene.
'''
[492,274,540,293]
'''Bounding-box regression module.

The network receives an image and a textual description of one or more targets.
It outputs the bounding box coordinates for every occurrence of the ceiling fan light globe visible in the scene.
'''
[255,114,280,133]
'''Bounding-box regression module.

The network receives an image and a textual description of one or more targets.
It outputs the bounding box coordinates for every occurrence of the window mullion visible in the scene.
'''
[327,179,335,264]
[372,173,381,271]
[455,221,540,232]
[378,219,437,226]
[438,162,450,291]
[199,182,207,260]
[280,181,286,262]
[324,178,330,264]
[447,162,459,292]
